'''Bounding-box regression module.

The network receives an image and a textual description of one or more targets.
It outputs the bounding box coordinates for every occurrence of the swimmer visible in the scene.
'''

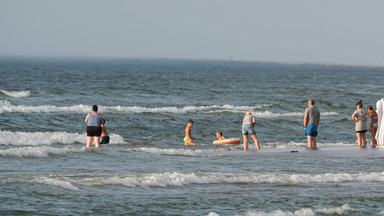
[100,119,110,144]
[352,100,368,146]
[367,105,378,146]
[184,119,196,145]
[216,131,226,141]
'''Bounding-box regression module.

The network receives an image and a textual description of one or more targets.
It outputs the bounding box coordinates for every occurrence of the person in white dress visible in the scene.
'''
[375,98,384,146]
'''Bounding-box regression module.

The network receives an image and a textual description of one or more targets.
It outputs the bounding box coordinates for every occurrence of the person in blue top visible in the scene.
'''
[85,105,104,149]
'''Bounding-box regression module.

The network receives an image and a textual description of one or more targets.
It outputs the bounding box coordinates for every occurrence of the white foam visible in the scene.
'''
[30,177,79,191]
[316,204,354,214]
[0,102,339,117]
[240,204,354,216]
[72,172,384,188]
[0,90,31,98]
[253,111,338,118]
[132,147,240,156]
[207,213,220,216]
[240,208,315,216]
[0,146,87,157]
[105,104,271,114]
[131,143,352,156]
[263,141,352,149]
[0,130,125,146]
[0,102,90,114]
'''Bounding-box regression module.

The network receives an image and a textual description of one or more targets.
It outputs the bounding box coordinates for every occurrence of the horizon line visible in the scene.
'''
[1,54,383,68]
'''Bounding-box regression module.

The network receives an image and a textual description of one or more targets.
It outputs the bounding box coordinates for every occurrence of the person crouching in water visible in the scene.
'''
[242,111,260,151]
[352,100,368,147]
[100,119,110,144]
[85,105,103,149]
[304,99,320,148]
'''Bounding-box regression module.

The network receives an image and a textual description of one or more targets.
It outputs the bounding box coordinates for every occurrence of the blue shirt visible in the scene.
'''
[87,113,101,127]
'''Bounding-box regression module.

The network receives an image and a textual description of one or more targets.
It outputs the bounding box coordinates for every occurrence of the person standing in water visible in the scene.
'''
[367,105,378,147]
[85,105,103,149]
[100,119,110,144]
[304,99,320,148]
[242,111,260,151]
[375,98,384,146]
[184,119,196,145]
[352,100,368,147]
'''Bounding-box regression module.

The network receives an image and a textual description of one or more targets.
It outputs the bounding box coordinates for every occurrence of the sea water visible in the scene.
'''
[1,57,384,215]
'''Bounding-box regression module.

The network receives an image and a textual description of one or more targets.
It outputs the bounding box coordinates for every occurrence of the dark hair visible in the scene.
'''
[216,131,223,136]
[188,119,194,124]
[368,105,373,111]
[356,100,363,108]
[92,105,98,112]
[309,99,315,105]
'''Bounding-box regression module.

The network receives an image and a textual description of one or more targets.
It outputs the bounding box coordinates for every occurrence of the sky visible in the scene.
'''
[1,0,383,65]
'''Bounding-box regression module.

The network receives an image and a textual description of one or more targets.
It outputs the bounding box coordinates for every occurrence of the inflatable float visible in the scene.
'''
[213,138,241,145]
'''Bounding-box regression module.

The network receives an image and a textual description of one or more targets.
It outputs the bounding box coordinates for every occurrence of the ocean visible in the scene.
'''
[1,57,384,215]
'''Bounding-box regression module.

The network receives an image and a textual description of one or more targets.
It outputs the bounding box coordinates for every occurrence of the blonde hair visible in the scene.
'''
[245,111,252,117]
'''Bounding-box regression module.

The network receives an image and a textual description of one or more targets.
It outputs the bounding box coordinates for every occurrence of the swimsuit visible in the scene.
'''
[372,116,378,129]
[87,126,102,137]
[100,136,110,144]
[183,136,190,143]
[305,124,318,137]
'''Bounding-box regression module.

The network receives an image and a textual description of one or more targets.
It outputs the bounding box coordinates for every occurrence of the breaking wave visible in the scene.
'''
[0,101,338,117]
[0,90,31,98]
[0,146,87,158]
[30,177,79,191]
[33,172,384,189]
[234,204,354,216]
[0,130,126,146]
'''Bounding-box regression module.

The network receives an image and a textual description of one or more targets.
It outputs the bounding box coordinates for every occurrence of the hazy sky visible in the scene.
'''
[1,0,383,64]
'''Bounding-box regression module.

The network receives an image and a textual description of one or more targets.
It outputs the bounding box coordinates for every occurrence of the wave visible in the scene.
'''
[0,100,90,114]
[252,111,337,118]
[0,90,31,98]
[235,204,354,216]
[0,146,87,157]
[0,131,126,145]
[30,177,79,191]
[131,146,241,156]
[0,101,338,118]
[50,172,384,189]
[264,141,352,149]
[0,102,271,114]
[131,142,353,157]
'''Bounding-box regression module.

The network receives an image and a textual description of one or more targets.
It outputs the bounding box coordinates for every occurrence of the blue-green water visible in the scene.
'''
[1,57,384,215]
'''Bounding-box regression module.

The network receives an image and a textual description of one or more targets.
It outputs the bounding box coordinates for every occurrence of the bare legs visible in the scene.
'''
[184,140,196,145]
[306,136,317,148]
[356,132,367,147]
[86,136,100,149]
[370,127,377,147]
[243,135,248,150]
[243,134,260,151]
